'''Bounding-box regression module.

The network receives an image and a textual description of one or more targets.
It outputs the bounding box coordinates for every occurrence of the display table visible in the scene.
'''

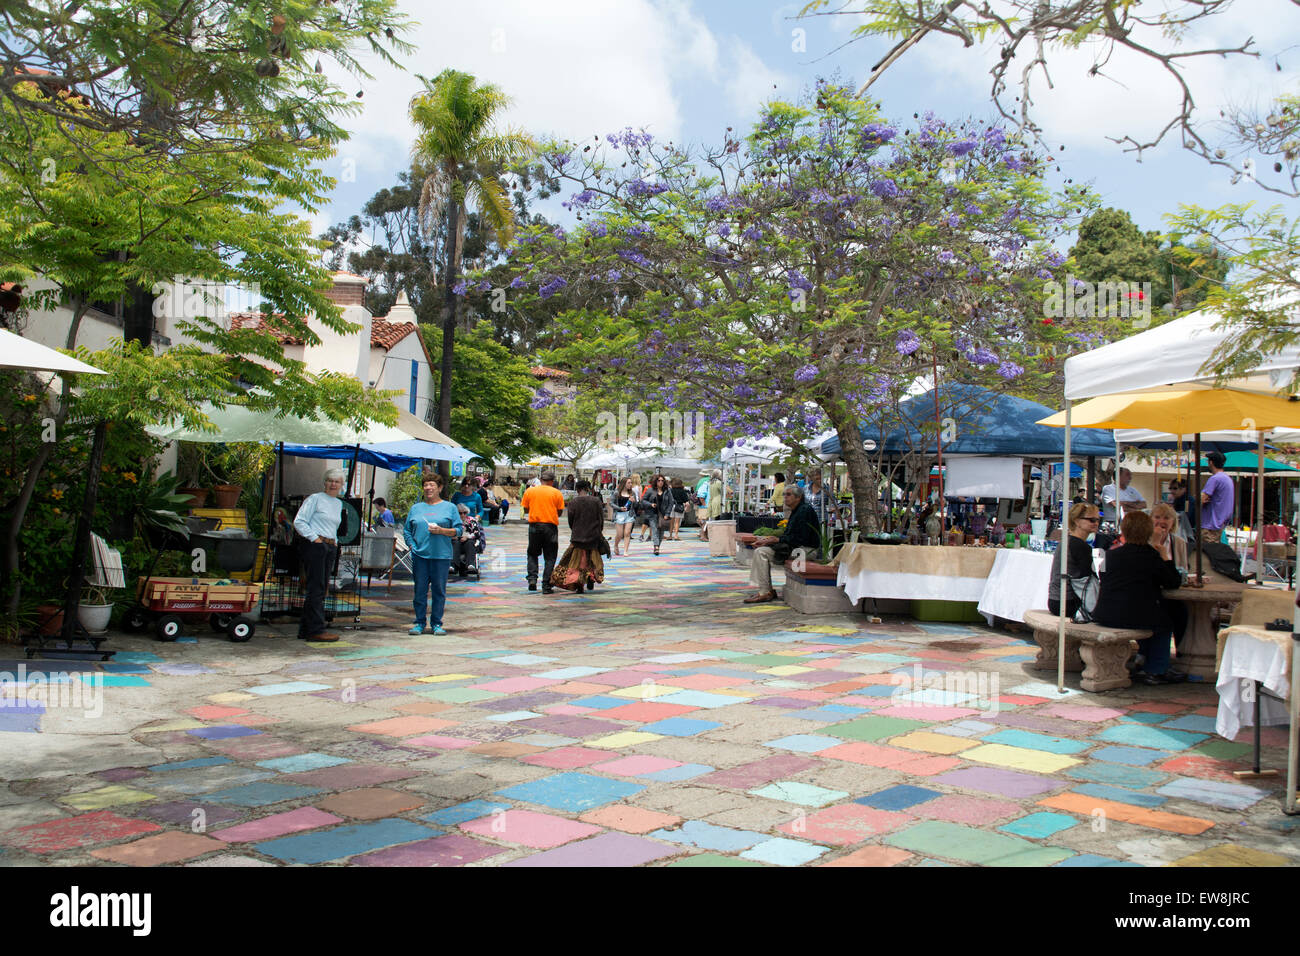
[835,543,998,606]
[977,549,1054,625]
[1215,627,1290,741]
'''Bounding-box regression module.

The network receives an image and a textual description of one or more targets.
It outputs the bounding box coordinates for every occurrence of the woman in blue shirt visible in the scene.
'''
[451,479,484,521]
[403,472,462,635]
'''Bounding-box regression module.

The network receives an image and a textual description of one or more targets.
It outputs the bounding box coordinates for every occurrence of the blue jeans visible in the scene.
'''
[413,556,450,627]
[1138,630,1173,675]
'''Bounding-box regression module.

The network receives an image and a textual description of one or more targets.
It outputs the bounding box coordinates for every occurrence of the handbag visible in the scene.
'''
[1069,573,1100,623]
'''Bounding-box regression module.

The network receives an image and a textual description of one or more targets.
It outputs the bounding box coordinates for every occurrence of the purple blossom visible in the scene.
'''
[538,277,568,299]
[742,226,763,241]
[561,190,597,210]
[983,127,1007,149]
[1002,152,1027,171]
[509,276,524,289]
[964,203,982,215]
[971,347,999,366]
[794,364,819,383]
[945,214,960,229]
[617,248,651,268]
[715,224,731,238]
[606,268,622,282]
[870,179,901,198]
[475,279,491,291]
[861,123,896,144]
[786,270,813,293]
[948,138,978,157]
[588,222,608,238]
[895,329,921,355]
[552,226,567,240]
[451,280,468,295]
[997,361,1024,380]
[937,250,955,263]
[546,151,571,170]
[705,195,736,213]
[626,178,668,198]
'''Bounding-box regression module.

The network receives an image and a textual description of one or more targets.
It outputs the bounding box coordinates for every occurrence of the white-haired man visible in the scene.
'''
[293,467,345,642]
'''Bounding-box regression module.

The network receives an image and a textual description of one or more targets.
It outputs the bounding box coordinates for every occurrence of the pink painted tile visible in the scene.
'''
[906,756,963,775]
[402,734,479,750]
[90,832,223,866]
[778,804,911,845]
[347,715,459,737]
[213,807,343,843]
[187,705,248,720]
[911,794,1023,824]
[820,741,924,768]
[552,681,616,695]
[658,674,753,691]
[998,694,1050,705]
[591,755,683,776]
[460,809,600,848]
[228,714,280,727]
[517,631,586,645]
[872,705,982,720]
[821,846,914,867]
[470,676,562,693]
[0,811,162,854]
[1038,704,1126,722]
[520,746,612,769]
[1128,702,1185,714]
[539,704,595,716]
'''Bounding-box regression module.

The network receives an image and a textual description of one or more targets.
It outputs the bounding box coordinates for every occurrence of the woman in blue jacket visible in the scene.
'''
[403,472,462,635]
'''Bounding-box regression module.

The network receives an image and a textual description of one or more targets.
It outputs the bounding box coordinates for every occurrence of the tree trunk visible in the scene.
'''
[122,281,154,347]
[437,203,461,470]
[826,405,882,534]
[60,420,108,643]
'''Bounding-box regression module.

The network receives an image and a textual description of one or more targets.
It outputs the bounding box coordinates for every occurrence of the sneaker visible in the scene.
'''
[542,586,555,594]
[432,625,447,636]
[409,624,424,635]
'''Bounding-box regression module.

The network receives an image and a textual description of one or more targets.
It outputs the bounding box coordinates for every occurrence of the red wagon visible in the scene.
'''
[123,577,261,642]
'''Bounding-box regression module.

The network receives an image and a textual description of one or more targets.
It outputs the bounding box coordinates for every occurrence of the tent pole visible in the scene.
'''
[1194,434,1203,584]
[1256,432,1268,579]
[1058,403,1072,694]
[1086,457,1096,504]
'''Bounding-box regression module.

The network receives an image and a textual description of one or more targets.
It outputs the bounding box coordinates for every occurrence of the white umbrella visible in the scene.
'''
[1,329,105,374]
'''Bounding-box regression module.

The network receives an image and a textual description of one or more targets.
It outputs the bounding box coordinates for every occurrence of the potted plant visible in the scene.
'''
[176,444,210,508]
[210,443,275,510]
[77,585,115,634]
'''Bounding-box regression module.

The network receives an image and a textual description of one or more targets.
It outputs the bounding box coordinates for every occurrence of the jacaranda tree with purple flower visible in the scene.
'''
[465,82,1105,527]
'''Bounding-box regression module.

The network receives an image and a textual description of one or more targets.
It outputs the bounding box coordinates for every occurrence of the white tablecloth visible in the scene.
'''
[1215,630,1290,740]
[977,550,1053,625]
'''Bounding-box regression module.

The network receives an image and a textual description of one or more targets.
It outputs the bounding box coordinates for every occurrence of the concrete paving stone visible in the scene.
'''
[186,853,278,867]
[317,787,427,820]
[885,821,1073,866]
[203,782,324,807]
[648,819,768,852]
[90,831,224,866]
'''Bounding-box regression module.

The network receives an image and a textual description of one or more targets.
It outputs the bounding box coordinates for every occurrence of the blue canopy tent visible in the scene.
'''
[280,439,479,471]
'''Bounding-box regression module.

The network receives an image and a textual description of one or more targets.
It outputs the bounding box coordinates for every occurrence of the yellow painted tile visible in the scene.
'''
[774,649,817,657]
[136,719,206,733]
[415,673,478,684]
[61,786,156,810]
[961,743,1082,774]
[761,665,814,676]
[736,606,781,613]
[609,684,679,699]
[891,731,979,755]
[793,625,857,635]
[1168,845,1292,867]
[712,688,758,698]
[206,692,255,705]
[588,732,664,749]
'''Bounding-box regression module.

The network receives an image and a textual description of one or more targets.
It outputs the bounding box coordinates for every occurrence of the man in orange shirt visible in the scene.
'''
[522,470,566,593]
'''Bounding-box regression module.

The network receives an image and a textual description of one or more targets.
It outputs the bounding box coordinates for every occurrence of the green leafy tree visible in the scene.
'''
[409,69,535,438]
[422,321,552,464]
[474,86,1103,527]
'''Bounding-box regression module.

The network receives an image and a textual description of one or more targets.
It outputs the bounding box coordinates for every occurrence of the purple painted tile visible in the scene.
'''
[474,692,571,713]
[504,832,678,867]
[352,833,507,866]
[283,763,419,788]
[987,712,1094,737]
[524,715,627,738]
[214,807,343,842]
[698,755,822,789]
[98,767,148,783]
[188,725,262,739]
[753,697,812,709]
[929,766,1064,799]
[309,685,407,703]
[132,802,245,827]
[447,724,528,743]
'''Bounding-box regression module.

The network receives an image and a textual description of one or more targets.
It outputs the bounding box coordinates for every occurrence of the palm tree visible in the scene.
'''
[409,69,533,439]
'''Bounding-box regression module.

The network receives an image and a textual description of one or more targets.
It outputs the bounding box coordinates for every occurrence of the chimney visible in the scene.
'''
[386,290,417,324]
[325,271,368,307]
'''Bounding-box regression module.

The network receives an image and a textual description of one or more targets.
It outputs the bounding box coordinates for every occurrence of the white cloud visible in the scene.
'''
[722,37,798,121]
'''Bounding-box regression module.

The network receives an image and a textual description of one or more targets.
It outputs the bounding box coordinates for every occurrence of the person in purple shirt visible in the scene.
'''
[1199,451,1235,545]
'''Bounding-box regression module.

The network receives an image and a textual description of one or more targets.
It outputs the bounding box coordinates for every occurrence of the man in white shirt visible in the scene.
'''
[1100,467,1147,523]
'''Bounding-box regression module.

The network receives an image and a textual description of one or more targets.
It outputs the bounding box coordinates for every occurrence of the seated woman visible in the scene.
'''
[451,479,484,523]
[452,503,485,577]
[1091,511,1184,685]
[1047,502,1100,619]
[1150,502,1190,657]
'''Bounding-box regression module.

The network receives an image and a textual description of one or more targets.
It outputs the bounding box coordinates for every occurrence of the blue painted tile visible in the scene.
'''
[80,674,150,687]
[1117,712,1169,724]
[855,785,941,811]
[999,812,1078,839]
[984,729,1091,755]
[186,725,261,739]
[638,718,721,737]
[849,685,906,698]
[567,695,631,710]
[246,681,333,696]
[1093,745,1173,766]
[0,714,42,732]
[256,818,438,864]
[764,734,841,753]
[101,663,151,674]
[1093,725,1207,751]
[111,652,164,664]
[1071,784,1167,808]
[496,772,644,812]
[1063,763,1168,789]
[204,782,324,807]
[256,753,352,773]
[656,690,744,709]
[1161,714,1218,734]
[650,820,767,852]
[1055,854,1142,867]
[741,838,830,866]
[422,800,512,826]
[638,763,714,782]
[1156,777,1267,810]
[148,756,233,772]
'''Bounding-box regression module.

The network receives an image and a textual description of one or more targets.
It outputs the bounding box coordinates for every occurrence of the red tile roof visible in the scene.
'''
[530,365,571,379]
[371,317,418,350]
[228,312,305,346]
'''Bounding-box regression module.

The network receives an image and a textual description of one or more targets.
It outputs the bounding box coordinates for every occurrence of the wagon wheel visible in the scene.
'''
[122,606,149,633]
[209,612,234,633]
[227,616,255,643]
[154,614,183,642]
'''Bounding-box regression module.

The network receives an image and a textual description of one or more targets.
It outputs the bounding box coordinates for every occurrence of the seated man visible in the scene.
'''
[745,485,821,603]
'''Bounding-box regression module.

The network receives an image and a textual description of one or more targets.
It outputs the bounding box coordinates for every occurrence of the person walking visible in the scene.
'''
[403,472,462,635]
[555,480,608,592]
[612,476,637,556]
[640,474,674,556]
[293,468,346,642]
[522,470,566,593]
[668,477,690,540]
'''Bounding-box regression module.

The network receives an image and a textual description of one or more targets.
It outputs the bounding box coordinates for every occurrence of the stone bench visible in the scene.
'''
[735,532,757,568]
[1023,609,1150,692]
[782,559,859,615]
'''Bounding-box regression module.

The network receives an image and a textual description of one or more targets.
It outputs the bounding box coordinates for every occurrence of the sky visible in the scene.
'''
[313,0,1300,251]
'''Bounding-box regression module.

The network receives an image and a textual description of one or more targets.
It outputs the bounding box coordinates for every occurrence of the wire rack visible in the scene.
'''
[259,544,362,625]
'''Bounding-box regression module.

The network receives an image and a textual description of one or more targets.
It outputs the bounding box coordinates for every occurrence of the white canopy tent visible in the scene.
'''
[2,329,106,375]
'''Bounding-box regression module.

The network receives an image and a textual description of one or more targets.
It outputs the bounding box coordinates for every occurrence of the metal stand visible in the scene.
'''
[1234,680,1280,779]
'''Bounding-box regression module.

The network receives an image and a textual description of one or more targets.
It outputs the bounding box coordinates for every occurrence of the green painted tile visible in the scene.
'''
[414,687,504,703]
[730,654,804,667]
[668,853,767,867]
[1192,739,1253,760]
[884,821,1074,867]
[827,715,930,742]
